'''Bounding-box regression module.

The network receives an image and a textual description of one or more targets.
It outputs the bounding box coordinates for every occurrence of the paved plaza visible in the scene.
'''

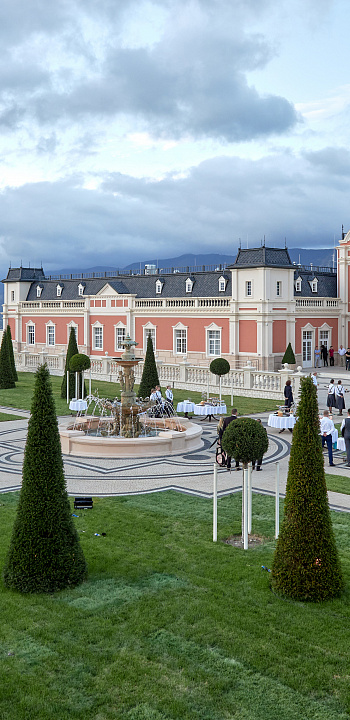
[0,375,349,513]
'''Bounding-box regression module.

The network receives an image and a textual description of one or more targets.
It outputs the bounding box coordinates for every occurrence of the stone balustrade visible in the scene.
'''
[13,351,304,400]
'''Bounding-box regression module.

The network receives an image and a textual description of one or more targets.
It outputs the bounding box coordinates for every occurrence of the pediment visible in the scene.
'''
[96,283,120,296]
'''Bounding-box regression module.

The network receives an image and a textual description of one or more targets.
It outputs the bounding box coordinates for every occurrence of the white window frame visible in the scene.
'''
[218,276,226,292]
[155,280,163,295]
[115,323,126,352]
[206,323,222,357]
[173,326,187,355]
[78,283,85,296]
[11,290,15,302]
[27,322,35,345]
[185,278,193,293]
[36,286,42,298]
[143,323,156,352]
[310,278,318,293]
[245,280,252,297]
[295,277,302,292]
[67,323,78,345]
[46,322,55,347]
[92,322,103,351]
[56,284,63,297]
[319,323,332,350]
[276,281,282,297]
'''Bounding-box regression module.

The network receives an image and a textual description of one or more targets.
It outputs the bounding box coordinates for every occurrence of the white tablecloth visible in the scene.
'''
[176,401,196,413]
[69,399,88,412]
[337,437,346,452]
[193,403,227,416]
[268,413,296,430]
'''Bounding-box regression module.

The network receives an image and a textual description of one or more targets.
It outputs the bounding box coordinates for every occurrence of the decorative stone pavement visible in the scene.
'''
[0,406,349,513]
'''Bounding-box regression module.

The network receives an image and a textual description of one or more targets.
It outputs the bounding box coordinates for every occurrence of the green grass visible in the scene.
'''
[0,373,277,417]
[326,474,350,495]
[0,412,25,422]
[1,491,350,719]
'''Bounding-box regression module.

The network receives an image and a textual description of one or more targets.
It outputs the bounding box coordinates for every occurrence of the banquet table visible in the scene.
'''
[69,399,88,413]
[267,413,296,430]
[176,401,196,415]
[193,403,227,421]
[337,437,346,452]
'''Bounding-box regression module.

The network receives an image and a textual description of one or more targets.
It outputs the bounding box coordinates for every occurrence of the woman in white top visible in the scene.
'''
[326,379,336,409]
[335,380,346,415]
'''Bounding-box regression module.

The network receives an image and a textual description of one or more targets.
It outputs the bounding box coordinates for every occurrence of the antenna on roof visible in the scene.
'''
[342,224,344,240]
[284,237,287,248]
[263,235,266,247]
[239,237,241,249]
[20,259,22,268]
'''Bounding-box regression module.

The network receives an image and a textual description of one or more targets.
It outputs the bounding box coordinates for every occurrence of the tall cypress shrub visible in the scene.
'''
[271,375,343,601]
[138,334,159,399]
[0,329,16,389]
[6,324,18,381]
[61,327,79,400]
[3,364,87,593]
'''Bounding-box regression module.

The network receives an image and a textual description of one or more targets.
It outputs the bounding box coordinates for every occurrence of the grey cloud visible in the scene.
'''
[304,147,350,177]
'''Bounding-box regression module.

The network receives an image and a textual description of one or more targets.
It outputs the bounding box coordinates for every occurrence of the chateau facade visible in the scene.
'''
[3,232,350,372]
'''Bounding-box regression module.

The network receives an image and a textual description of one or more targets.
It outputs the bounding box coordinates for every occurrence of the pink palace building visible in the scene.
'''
[2,231,350,372]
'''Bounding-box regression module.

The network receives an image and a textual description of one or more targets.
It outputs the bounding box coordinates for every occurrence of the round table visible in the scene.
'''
[337,437,346,452]
[69,399,88,413]
[193,404,227,421]
[268,413,296,430]
[176,401,196,415]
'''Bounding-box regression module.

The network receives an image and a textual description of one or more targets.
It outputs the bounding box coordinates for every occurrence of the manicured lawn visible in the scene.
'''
[1,491,350,719]
[0,373,278,417]
[326,474,350,495]
[0,412,25,422]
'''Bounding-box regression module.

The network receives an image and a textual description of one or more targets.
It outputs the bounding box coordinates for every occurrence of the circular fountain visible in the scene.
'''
[59,334,203,458]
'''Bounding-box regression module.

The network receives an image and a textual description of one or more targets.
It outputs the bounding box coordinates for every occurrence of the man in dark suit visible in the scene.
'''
[219,408,239,471]
[341,408,350,466]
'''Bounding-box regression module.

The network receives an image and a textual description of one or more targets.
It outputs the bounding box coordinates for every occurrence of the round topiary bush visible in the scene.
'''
[69,353,91,372]
[221,417,268,468]
[209,358,230,377]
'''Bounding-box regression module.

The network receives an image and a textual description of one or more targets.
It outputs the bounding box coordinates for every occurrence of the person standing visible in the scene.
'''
[321,344,328,367]
[329,345,334,366]
[252,418,265,471]
[335,380,345,416]
[338,345,346,367]
[284,379,293,408]
[326,379,336,410]
[314,346,321,368]
[219,408,239,471]
[312,372,318,388]
[346,348,350,371]
[341,409,350,467]
[320,410,335,467]
[165,385,173,405]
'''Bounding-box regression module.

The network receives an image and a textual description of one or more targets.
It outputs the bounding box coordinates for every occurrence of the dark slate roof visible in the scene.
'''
[293,270,337,298]
[3,267,45,282]
[231,247,294,268]
[24,271,232,301]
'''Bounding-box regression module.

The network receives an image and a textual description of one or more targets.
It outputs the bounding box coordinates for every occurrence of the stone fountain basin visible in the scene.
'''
[59,416,203,458]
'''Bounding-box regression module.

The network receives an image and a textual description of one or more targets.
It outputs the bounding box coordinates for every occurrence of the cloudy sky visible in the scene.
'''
[1,0,350,271]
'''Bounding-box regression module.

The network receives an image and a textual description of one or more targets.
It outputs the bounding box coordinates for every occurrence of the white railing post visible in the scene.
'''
[275,461,280,539]
[243,467,248,550]
[248,462,252,535]
[213,463,217,542]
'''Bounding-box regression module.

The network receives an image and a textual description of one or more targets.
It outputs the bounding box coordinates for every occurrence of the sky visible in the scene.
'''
[1,0,350,271]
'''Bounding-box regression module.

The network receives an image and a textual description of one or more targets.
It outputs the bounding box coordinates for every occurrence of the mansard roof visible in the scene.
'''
[24,270,232,301]
[232,247,294,269]
[293,269,337,297]
[4,267,45,282]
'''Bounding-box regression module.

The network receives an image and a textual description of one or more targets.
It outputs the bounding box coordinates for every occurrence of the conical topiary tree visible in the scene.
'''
[61,327,79,400]
[3,363,87,593]
[0,329,16,389]
[138,333,159,399]
[282,342,296,365]
[271,375,343,601]
[6,324,18,382]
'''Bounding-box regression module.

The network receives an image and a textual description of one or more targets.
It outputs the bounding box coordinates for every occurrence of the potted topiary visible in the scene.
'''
[281,342,296,370]
[209,358,230,404]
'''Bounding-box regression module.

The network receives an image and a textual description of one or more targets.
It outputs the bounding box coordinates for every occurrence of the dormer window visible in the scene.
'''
[36,285,43,298]
[295,277,302,292]
[276,281,282,297]
[218,276,226,292]
[155,279,163,295]
[310,278,318,293]
[56,284,63,297]
[78,283,85,296]
[186,278,193,293]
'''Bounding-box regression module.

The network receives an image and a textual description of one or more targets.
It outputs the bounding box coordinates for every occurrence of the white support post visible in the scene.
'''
[89,368,92,397]
[219,375,222,405]
[243,467,248,550]
[275,461,280,539]
[213,463,217,542]
[230,373,233,407]
[66,370,69,404]
[207,371,210,400]
[81,370,84,399]
[75,371,78,400]
[248,462,252,535]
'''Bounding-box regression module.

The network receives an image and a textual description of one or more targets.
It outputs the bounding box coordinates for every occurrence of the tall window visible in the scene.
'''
[295,278,302,292]
[27,325,35,345]
[144,327,156,352]
[94,326,103,350]
[116,326,126,351]
[319,330,329,349]
[276,281,282,297]
[11,291,15,302]
[208,329,221,356]
[47,325,55,346]
[175,329,187,354]
[245,281,252,297]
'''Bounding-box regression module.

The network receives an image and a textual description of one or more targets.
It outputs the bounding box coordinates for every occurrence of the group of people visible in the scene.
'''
[149,385,174,417]
[216,410,264,472]
[315,344,350,369]
[326,379,347,415]
[320,408,350,468]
